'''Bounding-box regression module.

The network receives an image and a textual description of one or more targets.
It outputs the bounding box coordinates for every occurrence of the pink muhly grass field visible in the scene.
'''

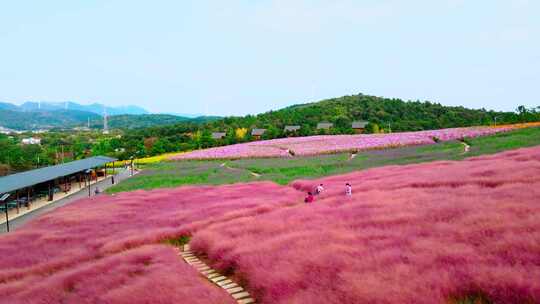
[0,182,302,303]
[190,146,540,303]
[171,126,513,160]
[1,146,539,303]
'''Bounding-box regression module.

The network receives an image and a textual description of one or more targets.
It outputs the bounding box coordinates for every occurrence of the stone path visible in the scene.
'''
[179,244,256,304]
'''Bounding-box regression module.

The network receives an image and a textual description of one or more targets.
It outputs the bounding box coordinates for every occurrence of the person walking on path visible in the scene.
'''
[345,183,352,197]
[315,184,324,195]
[304,192,314,203]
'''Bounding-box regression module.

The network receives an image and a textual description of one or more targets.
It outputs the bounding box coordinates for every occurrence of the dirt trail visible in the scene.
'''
[221,162,261,178]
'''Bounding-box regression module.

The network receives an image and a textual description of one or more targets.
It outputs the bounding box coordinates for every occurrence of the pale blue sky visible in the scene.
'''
[0,1,538,115]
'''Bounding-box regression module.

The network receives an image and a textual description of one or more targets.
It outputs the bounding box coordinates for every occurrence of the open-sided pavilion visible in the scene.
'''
[0,156,117,216]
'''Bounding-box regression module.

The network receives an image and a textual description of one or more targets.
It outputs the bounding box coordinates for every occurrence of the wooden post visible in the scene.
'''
[16,190,19,214]
[79,173,82,188]
[27,188,30,209]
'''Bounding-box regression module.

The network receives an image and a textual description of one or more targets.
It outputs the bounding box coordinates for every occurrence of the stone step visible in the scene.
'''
[231,291,250,300]
[195,264,210,270]
[222,282,238,289]
[237,298,255,304]
[184,257,198,262]
[216,279,233,287]
[226,287,244,294]
[207,273,220,279]
[200,269,215,275]
[210,276,228,283]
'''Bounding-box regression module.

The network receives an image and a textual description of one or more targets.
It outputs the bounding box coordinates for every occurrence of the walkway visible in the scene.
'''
[0,169,135,233]
[180,243,256,304]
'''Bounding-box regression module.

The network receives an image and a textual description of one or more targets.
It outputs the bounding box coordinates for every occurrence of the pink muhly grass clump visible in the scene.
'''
[2,245,233,304]
[0,182,302,303]
[191,146,540,303]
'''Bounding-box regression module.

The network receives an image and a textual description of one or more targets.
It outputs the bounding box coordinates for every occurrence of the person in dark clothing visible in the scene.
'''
[304,192,314,203]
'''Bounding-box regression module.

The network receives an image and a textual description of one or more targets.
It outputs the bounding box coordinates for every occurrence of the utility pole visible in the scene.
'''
[103,107,109,134]
[85,169,92,197]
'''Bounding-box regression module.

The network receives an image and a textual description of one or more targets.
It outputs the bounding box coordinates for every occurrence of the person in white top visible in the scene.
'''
[315,184,324,195]
[345,183,352,197]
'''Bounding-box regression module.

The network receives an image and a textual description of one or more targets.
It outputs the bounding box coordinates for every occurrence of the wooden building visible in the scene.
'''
[352,121,369,133]
[251,129,266,140]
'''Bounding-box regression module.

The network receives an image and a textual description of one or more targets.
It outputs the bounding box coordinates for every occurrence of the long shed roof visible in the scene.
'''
[0,156,117,194]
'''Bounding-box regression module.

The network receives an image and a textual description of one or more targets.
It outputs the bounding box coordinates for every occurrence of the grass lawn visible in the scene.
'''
[107,127,540,193]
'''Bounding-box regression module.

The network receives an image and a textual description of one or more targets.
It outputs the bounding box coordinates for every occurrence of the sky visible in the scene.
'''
[0,1,538,116]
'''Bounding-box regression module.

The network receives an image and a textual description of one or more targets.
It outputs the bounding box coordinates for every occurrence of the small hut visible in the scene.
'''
[251,129,266,140]
[352,121,369,134]
[316,122,333,130]
[211,132,226,140]
[284,125,300,135]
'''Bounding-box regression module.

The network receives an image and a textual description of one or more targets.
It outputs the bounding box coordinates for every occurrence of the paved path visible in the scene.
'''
[0,169,134,233]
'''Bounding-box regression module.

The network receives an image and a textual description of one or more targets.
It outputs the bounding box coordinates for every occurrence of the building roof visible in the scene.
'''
[317,122,333,129]
[0,156,117,194]
[251,128,266,136]
[211,132,226,139]
[352,121,369,129]
[284,125,301,131]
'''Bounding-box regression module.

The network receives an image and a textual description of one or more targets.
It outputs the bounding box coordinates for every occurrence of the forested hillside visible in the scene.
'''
[97,114,220,129]
[209,94,527,133]
[0,109,101,130]
[119,94,538,158]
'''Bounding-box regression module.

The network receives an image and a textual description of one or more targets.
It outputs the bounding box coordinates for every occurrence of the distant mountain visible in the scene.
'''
[19,101,149,116]
[167,112,206,118]
[92,114,221,129]
[0,109,101,130]
[0,102,19,111]
[0,101,218,130]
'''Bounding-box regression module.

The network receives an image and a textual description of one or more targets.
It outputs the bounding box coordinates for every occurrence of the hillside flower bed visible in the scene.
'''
[191,146,540,303]
[171,126,514,160]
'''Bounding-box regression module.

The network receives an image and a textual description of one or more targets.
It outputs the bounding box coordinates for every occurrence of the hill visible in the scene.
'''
[98,114,220,129]
[19,101,149,115]
[0,100,216,130]
[206,94,531,133]
[0,109,101,130]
